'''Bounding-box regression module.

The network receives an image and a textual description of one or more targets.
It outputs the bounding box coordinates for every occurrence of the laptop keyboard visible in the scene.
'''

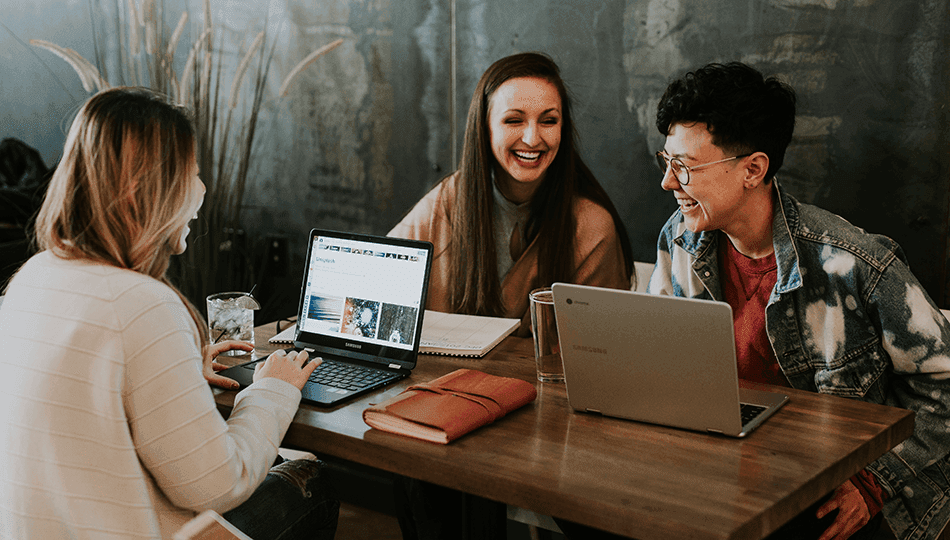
[241,357,398,392]
[308,359,399,391]
[740,403,768,425]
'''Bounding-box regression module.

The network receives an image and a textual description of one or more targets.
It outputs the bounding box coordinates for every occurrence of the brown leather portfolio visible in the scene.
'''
[362,368,537,444]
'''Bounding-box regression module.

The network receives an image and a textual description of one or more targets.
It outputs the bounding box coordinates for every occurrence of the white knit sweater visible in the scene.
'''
[0,252,301,539]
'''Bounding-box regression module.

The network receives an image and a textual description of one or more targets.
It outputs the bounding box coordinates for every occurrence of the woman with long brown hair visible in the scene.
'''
[390,52,635,539]
[0,87,338,540]
[391,52,634,334]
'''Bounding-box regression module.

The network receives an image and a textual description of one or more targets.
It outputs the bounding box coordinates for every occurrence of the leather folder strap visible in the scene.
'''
[406,384,504,420]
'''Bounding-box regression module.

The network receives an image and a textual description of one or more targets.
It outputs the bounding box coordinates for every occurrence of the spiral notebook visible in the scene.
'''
[270,310,519,357]
[418,311,520,357]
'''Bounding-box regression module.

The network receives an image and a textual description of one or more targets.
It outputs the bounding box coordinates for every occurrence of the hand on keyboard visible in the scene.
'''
[254,349,322,390]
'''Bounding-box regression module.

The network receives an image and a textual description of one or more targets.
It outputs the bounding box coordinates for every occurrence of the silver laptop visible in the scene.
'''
[551,283,788,437]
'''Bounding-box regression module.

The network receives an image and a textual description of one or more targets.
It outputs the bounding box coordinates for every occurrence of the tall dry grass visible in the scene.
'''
[31,0,342,306]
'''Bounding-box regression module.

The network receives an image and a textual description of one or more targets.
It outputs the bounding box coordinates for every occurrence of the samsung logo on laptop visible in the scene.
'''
[345,342,362,350]
[574,344,607,355]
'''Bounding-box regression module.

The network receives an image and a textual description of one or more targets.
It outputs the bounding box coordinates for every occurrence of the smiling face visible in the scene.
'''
[660,122,750,235]
[487,76,562,204]
[172,159,206,255]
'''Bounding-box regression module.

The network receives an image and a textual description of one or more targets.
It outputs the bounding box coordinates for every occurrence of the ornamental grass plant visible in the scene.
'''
[29,0,341,307]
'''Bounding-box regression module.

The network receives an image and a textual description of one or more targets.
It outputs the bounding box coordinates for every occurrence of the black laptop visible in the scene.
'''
[219,228,433,406]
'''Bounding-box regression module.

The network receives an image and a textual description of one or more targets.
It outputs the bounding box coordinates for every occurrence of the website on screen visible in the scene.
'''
[299,236,428,350]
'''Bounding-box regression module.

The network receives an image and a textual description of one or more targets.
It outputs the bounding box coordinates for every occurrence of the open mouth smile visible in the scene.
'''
[677,198,699,212]
[513,150,542,162]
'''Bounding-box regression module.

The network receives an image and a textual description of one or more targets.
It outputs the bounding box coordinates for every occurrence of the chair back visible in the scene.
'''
[633,261,654,293]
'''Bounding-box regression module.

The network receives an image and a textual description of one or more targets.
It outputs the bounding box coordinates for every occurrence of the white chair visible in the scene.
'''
[633,261,654,293]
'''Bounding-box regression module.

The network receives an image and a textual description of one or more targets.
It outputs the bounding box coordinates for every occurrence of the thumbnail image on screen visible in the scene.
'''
[341,297,380,338]
[377,304,418,345]
[307,295,344,327]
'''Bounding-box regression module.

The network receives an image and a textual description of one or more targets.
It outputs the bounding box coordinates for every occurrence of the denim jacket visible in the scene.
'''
[648,181,950,540]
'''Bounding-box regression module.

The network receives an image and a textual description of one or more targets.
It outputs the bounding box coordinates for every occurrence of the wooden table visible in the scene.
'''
[213,321,915,540]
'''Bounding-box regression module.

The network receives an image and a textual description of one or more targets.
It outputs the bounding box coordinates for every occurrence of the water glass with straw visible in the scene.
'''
[206,286,261,356]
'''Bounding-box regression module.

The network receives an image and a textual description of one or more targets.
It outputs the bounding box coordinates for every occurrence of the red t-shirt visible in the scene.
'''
[718,235,787,387]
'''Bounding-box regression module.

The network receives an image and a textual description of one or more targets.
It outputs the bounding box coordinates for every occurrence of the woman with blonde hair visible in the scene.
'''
[0,87,338,539]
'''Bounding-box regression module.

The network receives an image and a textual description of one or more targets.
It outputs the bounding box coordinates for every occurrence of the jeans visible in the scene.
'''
[224,458,340,540]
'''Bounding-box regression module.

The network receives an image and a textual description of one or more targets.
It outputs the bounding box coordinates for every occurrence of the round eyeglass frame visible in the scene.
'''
[655,151,752,185]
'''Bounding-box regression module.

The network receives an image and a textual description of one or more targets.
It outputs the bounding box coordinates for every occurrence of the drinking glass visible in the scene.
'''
[530,287,564,383]
[206,292,256,356]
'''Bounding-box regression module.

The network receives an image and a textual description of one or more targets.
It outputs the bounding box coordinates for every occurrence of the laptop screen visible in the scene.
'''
[294,229,432,369]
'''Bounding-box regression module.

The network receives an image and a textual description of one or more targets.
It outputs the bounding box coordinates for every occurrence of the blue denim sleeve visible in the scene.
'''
[866,257,950,493]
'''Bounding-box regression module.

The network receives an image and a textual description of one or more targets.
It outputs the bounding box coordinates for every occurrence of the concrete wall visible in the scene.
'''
[3,0,948,312]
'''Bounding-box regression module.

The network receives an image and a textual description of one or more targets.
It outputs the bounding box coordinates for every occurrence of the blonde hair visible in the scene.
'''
[34,87,208,343]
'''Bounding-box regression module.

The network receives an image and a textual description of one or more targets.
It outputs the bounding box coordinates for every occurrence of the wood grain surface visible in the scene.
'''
[213,320,914,540]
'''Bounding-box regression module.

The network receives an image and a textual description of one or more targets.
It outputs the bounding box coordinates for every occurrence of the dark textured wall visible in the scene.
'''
[3,0,949,313]
[397,0,950,305]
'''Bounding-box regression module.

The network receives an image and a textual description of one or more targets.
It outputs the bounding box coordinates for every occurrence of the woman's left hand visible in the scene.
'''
[202,340,253,389]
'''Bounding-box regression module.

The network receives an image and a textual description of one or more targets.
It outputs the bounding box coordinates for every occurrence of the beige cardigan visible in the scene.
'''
[389,175,630,336]
[0,252,300,539]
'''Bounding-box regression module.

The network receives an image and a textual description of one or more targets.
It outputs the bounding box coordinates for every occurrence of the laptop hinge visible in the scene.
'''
[586,408,602,415]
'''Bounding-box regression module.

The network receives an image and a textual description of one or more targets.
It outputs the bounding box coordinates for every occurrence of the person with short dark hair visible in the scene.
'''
[649,61,950,540]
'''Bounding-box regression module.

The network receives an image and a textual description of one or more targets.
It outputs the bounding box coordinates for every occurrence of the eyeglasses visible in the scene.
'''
[655,151,752,186]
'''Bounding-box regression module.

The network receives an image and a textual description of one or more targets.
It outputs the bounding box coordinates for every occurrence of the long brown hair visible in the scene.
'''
[448,52,633,316]
[33,87,208,343]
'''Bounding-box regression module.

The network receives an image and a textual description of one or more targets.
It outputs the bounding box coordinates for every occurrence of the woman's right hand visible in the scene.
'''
[253,349,320,390]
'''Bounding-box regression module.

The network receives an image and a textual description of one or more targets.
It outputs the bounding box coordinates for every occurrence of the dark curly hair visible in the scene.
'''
[655,62,796,182]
